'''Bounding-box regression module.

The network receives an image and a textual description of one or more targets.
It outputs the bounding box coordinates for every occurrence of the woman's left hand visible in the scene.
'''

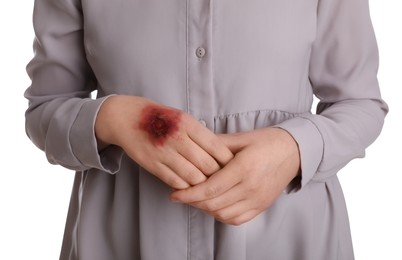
[170,127,301,225]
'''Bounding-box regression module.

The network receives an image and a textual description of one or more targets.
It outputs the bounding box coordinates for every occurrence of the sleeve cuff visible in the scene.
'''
[69,95,123,174]
[275,115,324,191]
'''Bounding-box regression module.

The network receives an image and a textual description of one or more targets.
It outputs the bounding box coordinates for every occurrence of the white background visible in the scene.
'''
[0,1,400,259]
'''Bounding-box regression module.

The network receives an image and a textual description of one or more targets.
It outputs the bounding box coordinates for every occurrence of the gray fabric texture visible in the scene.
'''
[25,0,388,259]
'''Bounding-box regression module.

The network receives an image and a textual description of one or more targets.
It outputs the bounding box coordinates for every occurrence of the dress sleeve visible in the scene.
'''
[276,0,388,190]
[24,0,123,173]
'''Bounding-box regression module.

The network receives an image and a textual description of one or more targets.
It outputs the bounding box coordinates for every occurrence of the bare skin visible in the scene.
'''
[170,128,301,225]
[95,95,234,189]
[95,95,300,225]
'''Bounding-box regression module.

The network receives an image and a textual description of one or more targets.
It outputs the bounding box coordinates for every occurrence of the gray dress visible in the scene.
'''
[24,0,388,259]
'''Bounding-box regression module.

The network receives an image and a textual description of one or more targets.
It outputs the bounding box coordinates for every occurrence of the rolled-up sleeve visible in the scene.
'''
[277,0,388,189]
[24,0,123,173]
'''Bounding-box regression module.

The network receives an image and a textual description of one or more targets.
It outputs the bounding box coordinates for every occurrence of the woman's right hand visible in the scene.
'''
[95,95,233,189]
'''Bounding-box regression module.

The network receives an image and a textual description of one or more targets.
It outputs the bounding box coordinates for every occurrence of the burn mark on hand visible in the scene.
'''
[139,105,181,146]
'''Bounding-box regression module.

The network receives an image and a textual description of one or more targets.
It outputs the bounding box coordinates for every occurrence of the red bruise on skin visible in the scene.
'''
[138,105,182,146]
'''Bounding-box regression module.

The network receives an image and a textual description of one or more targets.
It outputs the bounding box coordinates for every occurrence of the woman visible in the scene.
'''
[25,0,388,259]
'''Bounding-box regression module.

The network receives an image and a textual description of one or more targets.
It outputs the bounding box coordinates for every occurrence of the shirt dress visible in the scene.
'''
[24,0,388,259]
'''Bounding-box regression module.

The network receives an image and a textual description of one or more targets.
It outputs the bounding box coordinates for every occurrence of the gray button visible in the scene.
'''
[199,120,207,127]
[196,47,206,58]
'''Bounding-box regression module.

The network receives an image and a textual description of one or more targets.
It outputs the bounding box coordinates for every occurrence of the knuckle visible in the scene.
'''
[184,169,205,185]
[181,114,196,130]
[204,185,220,198]
[172,131,187,143]
[200,158,220,175]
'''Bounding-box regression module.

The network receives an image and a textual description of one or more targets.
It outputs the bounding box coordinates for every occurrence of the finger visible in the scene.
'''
[187,124,234,166]
[190,183,245,212]
[217,132,247,154]
[175,136,221,176]
[170,157,243,203]
[213,200,254,222]
[152,162,191,190]
[217,208,260,226]
[164,153,208,186]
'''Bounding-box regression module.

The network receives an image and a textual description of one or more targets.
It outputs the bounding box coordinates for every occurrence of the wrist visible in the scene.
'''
[271,127,301,177]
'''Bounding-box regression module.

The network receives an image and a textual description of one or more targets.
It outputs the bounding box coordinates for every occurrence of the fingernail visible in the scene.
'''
[169,194,179,202]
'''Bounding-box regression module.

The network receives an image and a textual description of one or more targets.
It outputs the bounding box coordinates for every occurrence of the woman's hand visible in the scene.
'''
[170,127,301,225]
[95,95,233,189]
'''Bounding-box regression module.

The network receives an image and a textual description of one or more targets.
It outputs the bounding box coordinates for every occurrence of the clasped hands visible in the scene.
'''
[95,96,301,225]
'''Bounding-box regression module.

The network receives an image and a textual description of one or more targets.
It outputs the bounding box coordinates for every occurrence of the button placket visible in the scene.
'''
[186,0,215,259]
[187,0,214,125]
